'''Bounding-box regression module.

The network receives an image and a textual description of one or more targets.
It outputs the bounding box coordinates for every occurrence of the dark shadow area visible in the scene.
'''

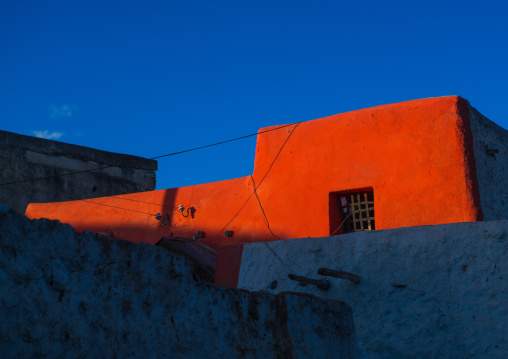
[155,236,216,283]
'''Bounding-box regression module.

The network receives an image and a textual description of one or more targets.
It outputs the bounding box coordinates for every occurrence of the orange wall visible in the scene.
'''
[25,96,482,252]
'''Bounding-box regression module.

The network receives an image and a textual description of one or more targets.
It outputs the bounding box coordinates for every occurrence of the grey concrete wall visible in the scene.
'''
[237,220,508,359]
[468,105,508,221]
[0,130,157,214]
[0,209,359,359]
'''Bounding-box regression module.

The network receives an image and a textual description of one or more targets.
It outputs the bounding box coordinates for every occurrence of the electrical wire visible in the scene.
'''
[79,200,157,217]
[0,122,301,187]
[219,122,301,233]
[78,199,190,228]
[330,205,360,236]
[250,174,305,272]
[24,186,172,223]
[108,196,179,209]
[250,175,280,240]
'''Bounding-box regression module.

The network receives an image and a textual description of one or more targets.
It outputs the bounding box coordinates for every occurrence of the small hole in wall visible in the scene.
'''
[92,186,97,192]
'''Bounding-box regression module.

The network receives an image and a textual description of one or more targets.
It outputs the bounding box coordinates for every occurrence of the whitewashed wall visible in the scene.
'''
[0,210,359,359]
[469,105,508,221]
[238,220,508,359]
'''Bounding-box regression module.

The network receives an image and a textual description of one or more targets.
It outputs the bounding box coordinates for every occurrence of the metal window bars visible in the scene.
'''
[339,191,375,233]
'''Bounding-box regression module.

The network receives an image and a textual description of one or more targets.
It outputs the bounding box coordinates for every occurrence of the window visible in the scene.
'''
[330,189,375,235]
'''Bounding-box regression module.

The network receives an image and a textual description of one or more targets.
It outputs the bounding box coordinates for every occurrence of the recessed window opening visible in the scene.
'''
[335,190,375,234]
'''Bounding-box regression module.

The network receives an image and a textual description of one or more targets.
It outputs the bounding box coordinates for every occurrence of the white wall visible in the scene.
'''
[0,210,359,358]
[469,105,508,221]
[238,220,508,359]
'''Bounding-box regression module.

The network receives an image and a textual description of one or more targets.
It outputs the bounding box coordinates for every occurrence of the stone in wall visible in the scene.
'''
[0,210,359,358]
[0,130,157,213]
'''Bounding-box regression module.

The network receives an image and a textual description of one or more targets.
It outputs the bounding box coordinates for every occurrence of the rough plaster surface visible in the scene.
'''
[0,211,359,359]
[0,130,157,213]
[238,220,508,359]
[468,105,508,221]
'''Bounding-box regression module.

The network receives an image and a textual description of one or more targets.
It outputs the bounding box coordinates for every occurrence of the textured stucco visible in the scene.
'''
[0,130,157,214]
[0,210,359,359]
[237,220,508,359]
[468,104,508,221]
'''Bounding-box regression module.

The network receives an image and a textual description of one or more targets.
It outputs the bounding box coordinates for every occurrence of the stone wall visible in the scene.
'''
[0,130,157,214]
[237,220,508,359]
[0,209,359,358]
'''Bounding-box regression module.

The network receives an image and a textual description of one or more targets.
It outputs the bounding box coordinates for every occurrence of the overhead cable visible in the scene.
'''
[0,122,301,186]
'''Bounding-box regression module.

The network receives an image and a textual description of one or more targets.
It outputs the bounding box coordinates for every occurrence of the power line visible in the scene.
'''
[150,122,299,160]
[108,196,179,210]
[80,200,157,217]
[251,175,280,241]
[218,122,301,234]
[75,199,191,229]
[0,122,301,187]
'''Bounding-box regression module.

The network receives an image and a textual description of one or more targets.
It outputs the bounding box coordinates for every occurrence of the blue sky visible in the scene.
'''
[1,0,507,190]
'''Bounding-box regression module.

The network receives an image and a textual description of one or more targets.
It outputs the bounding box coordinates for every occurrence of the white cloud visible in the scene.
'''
[50,104,76,119]
[33,130,64,140]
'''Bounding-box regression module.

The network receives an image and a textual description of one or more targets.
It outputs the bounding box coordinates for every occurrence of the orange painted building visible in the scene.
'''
[25,96,508,286]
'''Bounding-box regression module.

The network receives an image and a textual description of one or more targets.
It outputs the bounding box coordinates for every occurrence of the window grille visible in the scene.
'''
[339,191,375,234]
